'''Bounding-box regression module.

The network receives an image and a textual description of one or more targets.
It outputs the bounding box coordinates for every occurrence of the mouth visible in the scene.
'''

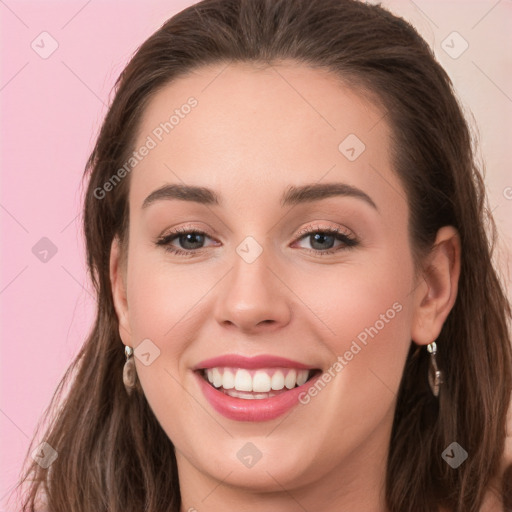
[196,367,322,400]
[192,354,324,421]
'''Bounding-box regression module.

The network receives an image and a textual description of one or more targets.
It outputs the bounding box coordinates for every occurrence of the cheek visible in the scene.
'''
[297,248,414,347]
[125,247,205,344]
[120,225,416,479]
[125,230,415,359]
[297,249,415,409]
[124,250,203,439]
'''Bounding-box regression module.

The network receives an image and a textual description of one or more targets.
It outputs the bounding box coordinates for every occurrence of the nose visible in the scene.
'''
[213,245,292,335]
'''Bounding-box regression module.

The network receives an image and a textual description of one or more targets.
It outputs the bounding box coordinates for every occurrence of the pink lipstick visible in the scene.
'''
[193,354,321,422]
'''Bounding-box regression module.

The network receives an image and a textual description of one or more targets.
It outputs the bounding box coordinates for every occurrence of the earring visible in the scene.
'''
[122,345,138,396]
[426,341,443,397]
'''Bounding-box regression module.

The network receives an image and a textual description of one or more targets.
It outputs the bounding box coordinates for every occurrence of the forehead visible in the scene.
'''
[129,61,404,217]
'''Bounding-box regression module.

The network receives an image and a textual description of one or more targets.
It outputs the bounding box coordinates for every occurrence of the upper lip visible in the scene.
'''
[193,354,318,370]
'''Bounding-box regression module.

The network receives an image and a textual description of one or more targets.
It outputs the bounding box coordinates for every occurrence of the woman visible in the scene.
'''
[16,0,512,510]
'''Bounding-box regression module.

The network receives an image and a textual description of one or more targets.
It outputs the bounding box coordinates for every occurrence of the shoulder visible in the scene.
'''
[480,408,512,512]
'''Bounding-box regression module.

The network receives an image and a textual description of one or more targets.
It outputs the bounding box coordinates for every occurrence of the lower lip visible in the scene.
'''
[194,371,320,422]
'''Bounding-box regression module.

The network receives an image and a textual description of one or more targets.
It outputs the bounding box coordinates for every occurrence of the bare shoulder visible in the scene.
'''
[480,413,512,512]
[438,438,511,512]
[480,482,509,512]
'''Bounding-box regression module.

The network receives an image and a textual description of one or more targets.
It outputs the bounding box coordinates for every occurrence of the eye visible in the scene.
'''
[155,226,217,257]
[293,225,359,255]
[154,224,359,257]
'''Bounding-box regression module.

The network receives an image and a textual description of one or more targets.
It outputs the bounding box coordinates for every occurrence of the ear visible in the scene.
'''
[411,226,461,346]
[110,236,132,347]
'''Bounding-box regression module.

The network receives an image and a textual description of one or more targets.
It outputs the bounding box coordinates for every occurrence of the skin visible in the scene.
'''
[110,62,461,512]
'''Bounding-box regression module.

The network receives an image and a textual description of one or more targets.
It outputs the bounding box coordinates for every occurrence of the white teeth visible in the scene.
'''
[284,369,297,389]
[296,369,308,386]
[252,371,272,392]
[222,368,235,389]
[212,367,222,388]
[234,369,252,391]
[271,370,285,390]
[203,367,312,394]
[225,389,279,399]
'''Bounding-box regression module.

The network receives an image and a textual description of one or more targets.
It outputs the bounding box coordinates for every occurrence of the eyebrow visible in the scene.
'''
[141,182,378,211]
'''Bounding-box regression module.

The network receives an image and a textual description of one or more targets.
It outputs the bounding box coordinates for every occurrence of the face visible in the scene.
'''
[110,61,437,498]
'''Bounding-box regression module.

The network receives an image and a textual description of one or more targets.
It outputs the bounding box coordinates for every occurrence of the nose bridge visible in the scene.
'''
[214,232,292,331]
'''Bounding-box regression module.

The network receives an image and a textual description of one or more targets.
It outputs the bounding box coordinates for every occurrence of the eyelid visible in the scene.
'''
[155,224,218,247]
[157,222,353,242]
[155,221,359,255]
[157,223,217,240]
[291,223,359,251]
[294,223,354,238]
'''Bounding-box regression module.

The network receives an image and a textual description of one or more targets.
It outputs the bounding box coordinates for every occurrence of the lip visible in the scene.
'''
[193,354,317,370]
[193,368,322,422]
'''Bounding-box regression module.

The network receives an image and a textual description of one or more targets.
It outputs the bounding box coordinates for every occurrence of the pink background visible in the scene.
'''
[1,1,511,509]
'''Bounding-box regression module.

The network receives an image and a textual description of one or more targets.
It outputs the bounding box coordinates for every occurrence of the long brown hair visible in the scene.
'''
[14,1,512,510]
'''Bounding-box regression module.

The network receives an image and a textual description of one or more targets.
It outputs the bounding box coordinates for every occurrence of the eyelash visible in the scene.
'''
[154,224,359,258]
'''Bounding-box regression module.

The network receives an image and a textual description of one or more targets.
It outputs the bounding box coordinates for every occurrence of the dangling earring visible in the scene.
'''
[426,341,443,397]
[123,345,138,396]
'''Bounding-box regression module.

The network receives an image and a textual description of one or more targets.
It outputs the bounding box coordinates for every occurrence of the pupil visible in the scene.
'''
[181,233,204,249]
[311,233,334,250]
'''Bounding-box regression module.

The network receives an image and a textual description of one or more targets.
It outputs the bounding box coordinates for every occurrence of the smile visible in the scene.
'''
[193,355,322,421]
[202,367,312,398]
